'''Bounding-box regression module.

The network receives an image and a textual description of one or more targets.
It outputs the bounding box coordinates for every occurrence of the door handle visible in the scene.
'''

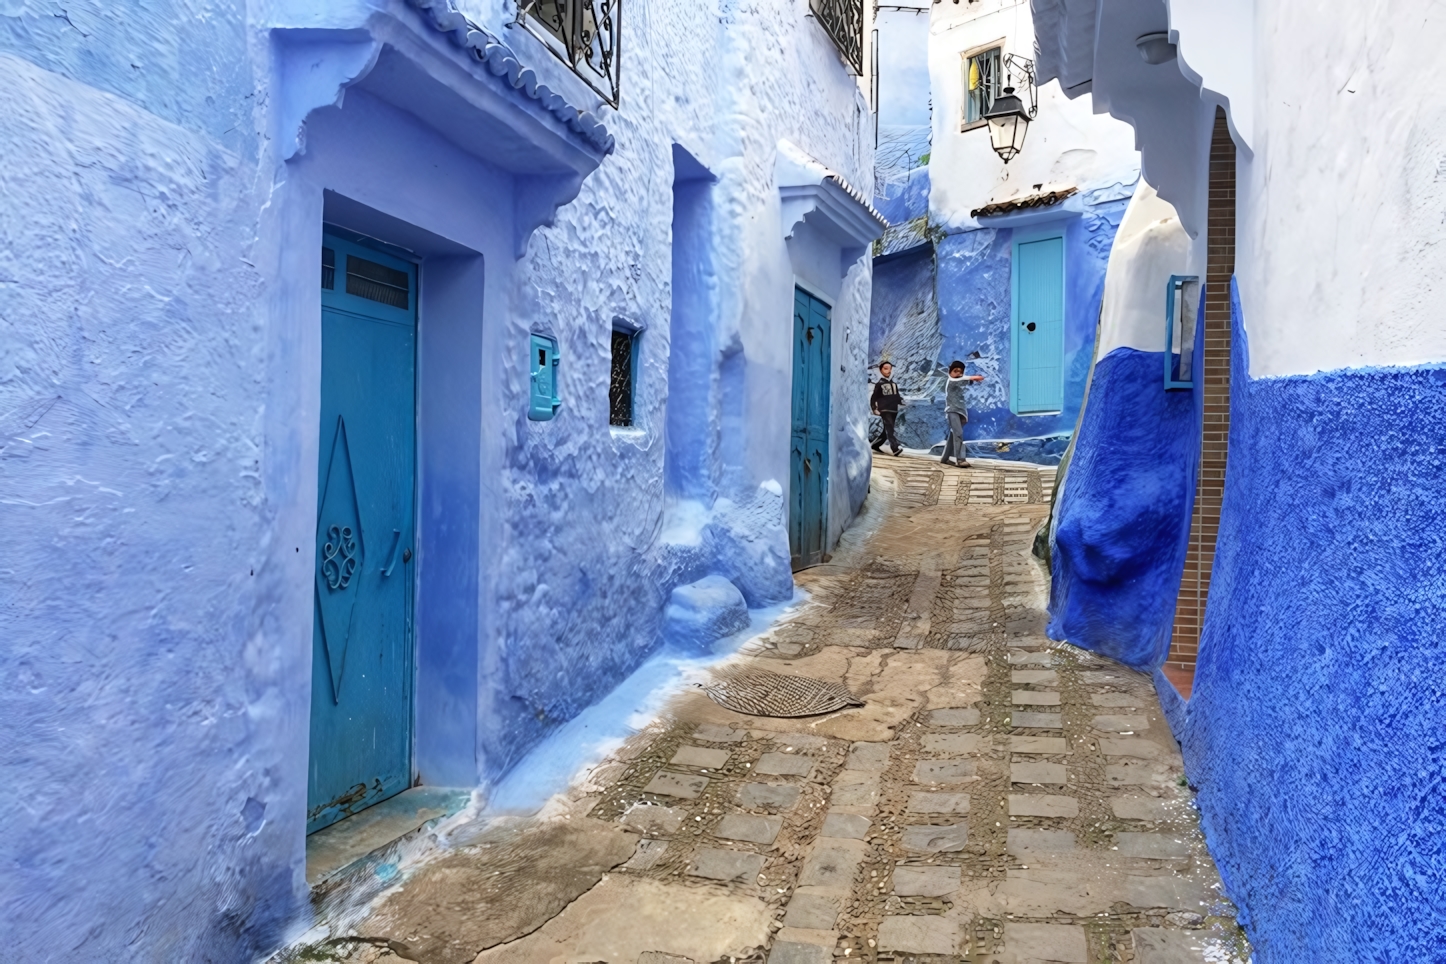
[1023,322,1037,332]
[381,529,402,577]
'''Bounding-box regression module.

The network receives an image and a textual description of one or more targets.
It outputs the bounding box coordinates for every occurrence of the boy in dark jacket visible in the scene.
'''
[870,361,904,456]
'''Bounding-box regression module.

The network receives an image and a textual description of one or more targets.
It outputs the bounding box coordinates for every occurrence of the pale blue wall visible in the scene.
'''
[0,0,875,958]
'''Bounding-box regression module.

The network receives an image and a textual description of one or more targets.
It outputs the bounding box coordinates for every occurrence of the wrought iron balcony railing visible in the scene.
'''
[515,0,622,107]
[811,0,863,74]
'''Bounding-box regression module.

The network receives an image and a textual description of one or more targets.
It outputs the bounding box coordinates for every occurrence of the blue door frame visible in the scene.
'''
[789,287,831,569]
[1010,229,1066,415]
[308,231,417,834]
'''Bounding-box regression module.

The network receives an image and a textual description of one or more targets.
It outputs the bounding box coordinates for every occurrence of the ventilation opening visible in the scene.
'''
[322,247,336,290]
[610,329,635,427]
[346,255,409,308]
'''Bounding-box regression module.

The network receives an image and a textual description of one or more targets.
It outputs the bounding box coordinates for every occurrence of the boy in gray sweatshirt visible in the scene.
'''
[942,359,985,467]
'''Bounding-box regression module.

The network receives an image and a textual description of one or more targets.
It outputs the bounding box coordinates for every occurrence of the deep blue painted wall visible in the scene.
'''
[1182,286,1446,962]
[1048,347,1198,669]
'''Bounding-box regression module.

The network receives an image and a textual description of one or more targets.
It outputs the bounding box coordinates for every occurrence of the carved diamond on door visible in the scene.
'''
[315,415,365,702]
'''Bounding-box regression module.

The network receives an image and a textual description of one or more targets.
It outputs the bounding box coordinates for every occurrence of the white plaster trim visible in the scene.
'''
[776,139,887,275]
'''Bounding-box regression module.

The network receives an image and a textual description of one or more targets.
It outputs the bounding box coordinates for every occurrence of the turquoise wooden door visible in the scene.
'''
[789,288,831,569]
[308,233,417,834]
[1011,235,1065,414]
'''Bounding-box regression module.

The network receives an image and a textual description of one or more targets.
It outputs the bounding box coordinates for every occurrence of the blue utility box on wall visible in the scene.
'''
[529,333,562,420]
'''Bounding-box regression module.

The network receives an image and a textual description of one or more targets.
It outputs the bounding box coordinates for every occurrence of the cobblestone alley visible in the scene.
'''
[290,458,1248,964]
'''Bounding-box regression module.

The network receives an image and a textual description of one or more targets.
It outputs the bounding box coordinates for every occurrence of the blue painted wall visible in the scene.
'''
[1182,286,1446,962]
[1048,347,1198,669]
[0,0,876,959]
[869,200,1123,463]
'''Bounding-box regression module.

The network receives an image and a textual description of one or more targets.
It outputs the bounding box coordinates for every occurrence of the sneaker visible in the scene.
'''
[871,443,883,452]
[891,448,903,457]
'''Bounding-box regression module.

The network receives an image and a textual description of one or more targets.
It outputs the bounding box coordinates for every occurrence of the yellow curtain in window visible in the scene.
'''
[969,59,980,91]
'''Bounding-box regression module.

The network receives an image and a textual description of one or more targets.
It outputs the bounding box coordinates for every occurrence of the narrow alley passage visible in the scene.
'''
[288,459,1246,964]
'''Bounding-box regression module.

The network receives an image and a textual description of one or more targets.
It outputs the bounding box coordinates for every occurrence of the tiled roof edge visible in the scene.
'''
[824,173,889,230]
[970,186,1079,219]
[405,0,616,156]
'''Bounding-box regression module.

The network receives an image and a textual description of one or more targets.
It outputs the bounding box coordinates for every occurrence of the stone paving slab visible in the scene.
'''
[1116,832,1193,859]
[913,759,977,784]
[688,847,765,882]
[715,813,783,844]
[919,732,983,754]
[1012,689,1062,705]
[643,771,708,799]
[797,839,867,891]
[782,893,840,930]
[1093,714,1150,733]
[1010,736,1068,754]
[1125,874,1217,910]
[926,707,980,726]
[1001,867,1130,915]
[1010,711,1063,728]
[1010,669,1058,685]
[623,838,669,871]
[1008,650,1054,665]
[755,752,815,776]
[1091,692,1143,707]
[905,791,971,814]
[891,864,960,896]
[766,941,832,964]
[1112,795,1177,821]
[1107,762,1163,786]
[692,723,748,742]
[819,812,870,839]
[845,742,890,770]
[1007,828,1076,854]
[619,804,685,835]
[1004,922,1088,962]
[738,783,801,810]
[1011,761,1067,784]
[900,823,968,853]
[1132,927,1214,963]
[1100,738,1167,760]
[1008,793,1079,817]
[829,771,880,808]
[877,915,960,954]
[669,745,731,768]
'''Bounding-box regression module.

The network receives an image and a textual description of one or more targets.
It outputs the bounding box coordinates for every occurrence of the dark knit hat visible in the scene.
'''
[948,359,965,371]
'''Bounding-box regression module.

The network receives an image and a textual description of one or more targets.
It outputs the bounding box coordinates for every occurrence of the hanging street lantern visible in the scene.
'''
[984,54,1039,164]
[984,86,1031,163]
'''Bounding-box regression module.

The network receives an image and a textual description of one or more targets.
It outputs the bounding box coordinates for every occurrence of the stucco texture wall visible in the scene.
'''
[1183,289,1446,961]
[1047,346,1197,669]
[935,203,1121,457]
[0,0,875,959]
[0,37,290,964]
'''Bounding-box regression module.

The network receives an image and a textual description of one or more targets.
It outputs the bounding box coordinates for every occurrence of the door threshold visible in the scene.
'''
[305,786,470,888]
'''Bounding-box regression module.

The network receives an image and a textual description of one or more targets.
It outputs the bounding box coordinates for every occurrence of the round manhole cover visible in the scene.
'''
[703,670,864,718]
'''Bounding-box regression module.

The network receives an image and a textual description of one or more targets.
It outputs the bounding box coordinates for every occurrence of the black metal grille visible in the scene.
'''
[321,247,335,290]
[516,0,621,107]
[810,0,863,74]
[345,255,409,309]
[609,330,634,427]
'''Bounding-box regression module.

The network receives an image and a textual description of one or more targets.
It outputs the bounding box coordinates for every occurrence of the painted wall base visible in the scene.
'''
[1184,289,1446,962]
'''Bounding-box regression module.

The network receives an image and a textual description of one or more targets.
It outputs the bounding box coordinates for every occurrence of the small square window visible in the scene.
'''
[964,47,1002,127]
[609,329,636,427]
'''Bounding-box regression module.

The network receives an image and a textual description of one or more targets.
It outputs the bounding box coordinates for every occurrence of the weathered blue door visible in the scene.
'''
[1011,235,1065,414]
[308,233,417,834]
[789,287,831,569]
